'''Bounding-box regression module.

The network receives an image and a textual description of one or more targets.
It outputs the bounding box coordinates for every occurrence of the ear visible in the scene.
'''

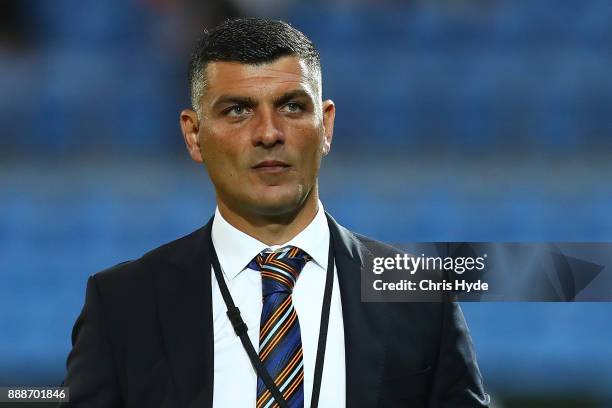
[180,109,204,163]
[321,99,335,156]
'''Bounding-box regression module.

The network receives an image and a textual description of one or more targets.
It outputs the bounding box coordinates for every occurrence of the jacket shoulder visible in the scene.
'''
[352,231,404,256]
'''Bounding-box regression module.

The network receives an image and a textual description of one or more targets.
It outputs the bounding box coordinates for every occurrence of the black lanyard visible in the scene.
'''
[210,236,335,408]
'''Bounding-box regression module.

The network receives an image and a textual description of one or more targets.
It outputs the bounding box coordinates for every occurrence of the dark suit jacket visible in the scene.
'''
[61,213,489,407]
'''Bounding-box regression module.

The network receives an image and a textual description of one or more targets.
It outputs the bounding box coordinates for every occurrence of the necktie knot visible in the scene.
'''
[248,245,311,296]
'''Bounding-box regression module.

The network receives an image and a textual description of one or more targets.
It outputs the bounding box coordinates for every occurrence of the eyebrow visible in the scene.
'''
[272,89,313,107]
[211,95,258,111]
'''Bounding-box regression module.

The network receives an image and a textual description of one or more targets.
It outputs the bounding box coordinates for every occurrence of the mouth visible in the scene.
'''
[252,160,291,173]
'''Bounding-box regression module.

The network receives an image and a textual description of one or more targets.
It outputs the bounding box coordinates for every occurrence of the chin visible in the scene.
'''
[249,185,309,217]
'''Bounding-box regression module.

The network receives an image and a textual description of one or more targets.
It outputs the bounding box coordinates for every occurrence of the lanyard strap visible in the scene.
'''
[210,237,334,408]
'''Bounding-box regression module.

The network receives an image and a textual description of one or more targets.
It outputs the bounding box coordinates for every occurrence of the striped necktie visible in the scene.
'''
[248,245,311,408]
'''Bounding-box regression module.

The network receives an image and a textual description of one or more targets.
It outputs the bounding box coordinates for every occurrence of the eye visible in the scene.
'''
[224,105,251,117]
[281,102,303,113]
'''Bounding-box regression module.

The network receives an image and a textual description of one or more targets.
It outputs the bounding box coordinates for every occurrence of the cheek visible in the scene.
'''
[200,128,242,169]
[295,129,325,169]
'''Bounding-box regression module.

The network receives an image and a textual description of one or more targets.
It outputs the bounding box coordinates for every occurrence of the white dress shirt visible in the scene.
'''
[211,201,346,407]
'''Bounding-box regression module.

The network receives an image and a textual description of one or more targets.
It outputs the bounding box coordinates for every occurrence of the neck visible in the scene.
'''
[217,189,320,246]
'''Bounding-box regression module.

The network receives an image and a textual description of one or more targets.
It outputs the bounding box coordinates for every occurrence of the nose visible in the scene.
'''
[252,107,285,148]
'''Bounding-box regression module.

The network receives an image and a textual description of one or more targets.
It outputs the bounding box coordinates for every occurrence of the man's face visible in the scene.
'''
[181,56,335,219]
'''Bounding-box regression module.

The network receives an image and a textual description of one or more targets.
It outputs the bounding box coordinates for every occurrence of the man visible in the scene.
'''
[61,18,489,407]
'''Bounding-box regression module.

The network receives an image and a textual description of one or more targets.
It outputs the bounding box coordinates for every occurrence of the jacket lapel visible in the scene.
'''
[326,213,389,407]
[156,219,214,408]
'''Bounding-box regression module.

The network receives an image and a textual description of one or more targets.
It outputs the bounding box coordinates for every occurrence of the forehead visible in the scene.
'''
[203,56,319,101]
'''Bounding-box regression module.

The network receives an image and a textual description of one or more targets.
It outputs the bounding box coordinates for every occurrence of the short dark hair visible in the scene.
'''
[188,18,321,113]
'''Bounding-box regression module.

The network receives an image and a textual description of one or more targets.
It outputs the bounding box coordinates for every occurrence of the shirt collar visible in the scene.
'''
[211,200,329,281]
